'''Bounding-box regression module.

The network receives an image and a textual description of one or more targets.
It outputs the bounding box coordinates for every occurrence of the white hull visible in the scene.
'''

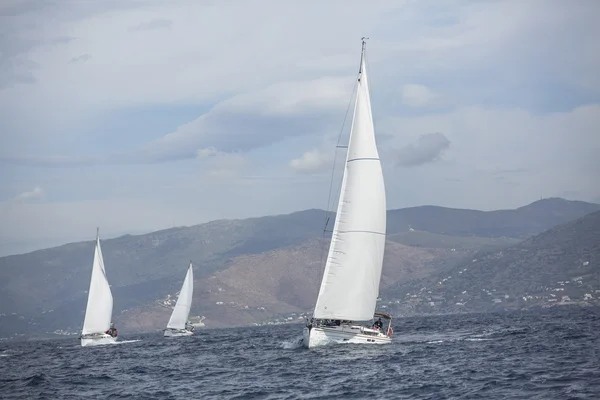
[163,329,194,337]
[80,334,117,347]
[303,325,391,349]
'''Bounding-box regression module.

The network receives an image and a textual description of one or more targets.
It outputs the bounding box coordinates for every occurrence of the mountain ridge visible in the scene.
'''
[0,197,598,336]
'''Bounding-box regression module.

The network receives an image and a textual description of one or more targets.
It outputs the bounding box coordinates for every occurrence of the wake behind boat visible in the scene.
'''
[303,39,393,349]
[164,262,195,337]
[80,228,118,347]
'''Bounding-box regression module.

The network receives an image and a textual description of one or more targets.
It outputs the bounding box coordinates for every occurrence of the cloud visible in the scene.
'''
[394,133,451,167]
[196,147,219,159]
[0,74,353,167]
[196,147,246,177]
[131,18,173,31]
[69,53,91,64]
[401,84,440,107]
[0,154,100,167]
[14,186,44,202]
[290,149,331,174]
[135,76,352,162]
[2,0,600,252]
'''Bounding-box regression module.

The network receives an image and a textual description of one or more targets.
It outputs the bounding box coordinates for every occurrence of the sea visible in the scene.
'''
[1,307,599,399]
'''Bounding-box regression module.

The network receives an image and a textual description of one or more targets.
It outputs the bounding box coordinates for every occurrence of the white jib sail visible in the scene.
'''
[167,263,194,330]
[313,46,386,321]
[82,232,114,335]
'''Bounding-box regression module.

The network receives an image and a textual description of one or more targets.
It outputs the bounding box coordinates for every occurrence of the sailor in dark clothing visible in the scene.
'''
[373,317,383,331]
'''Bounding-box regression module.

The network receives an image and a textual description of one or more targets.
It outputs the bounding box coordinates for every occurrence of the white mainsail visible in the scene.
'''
[166,263,194,330]
[313,42,386,321]
[82,230,114,335]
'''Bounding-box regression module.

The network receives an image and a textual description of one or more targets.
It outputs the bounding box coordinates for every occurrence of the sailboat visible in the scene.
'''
[303,39,393,348]
[164,262,195,337]
[80,228,118,347]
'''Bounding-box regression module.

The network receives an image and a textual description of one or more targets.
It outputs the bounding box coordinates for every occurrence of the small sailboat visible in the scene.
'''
[80,228,118,347]
[164,262,195,337]
[303,39,393,348]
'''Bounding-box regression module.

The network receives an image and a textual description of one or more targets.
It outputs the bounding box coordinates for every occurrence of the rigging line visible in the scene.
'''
[318,55,362,285]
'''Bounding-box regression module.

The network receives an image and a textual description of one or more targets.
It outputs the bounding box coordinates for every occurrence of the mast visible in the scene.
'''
[359,37,369,74]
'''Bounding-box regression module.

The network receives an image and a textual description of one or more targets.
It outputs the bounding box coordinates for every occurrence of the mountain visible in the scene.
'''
[386,198,600,238]
[0,197,598,337]
[384,210,600,316]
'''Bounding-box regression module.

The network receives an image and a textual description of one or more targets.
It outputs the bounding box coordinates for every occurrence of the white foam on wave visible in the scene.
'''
[280,336,303,349]
[114,339,141,345]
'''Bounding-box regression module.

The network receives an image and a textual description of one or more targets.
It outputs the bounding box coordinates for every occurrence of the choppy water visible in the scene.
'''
[1,307,599,399]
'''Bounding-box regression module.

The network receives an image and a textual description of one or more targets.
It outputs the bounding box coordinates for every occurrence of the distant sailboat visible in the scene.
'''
[164,262,195,337]
[303,39,393,348]
[80,228,118,347]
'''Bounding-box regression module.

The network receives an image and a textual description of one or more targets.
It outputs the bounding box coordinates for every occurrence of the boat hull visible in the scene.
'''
[303,325,391,348]
[80,333,117,347]
[163,328,194,337]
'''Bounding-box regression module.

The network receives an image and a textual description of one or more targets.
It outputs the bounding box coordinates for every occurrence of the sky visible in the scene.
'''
[1,0,599,255]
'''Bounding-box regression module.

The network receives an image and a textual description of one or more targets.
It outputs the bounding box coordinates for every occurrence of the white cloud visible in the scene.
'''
[196,147,219,159]
[401,84,440,107]
[290,149,331,174]
[14,186,44,202]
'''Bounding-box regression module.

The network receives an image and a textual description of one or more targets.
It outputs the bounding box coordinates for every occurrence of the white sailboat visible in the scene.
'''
[80,228,118,347]
[303,39,393,348]
[164,262,195,337]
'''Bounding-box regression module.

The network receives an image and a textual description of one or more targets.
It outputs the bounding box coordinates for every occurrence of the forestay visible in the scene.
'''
[167,263,194,330]
[82,234,114,335]
[314,46,386,321]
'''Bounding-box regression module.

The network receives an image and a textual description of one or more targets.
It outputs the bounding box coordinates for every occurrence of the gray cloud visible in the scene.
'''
[69,53,91,64]
[0,29,39,89]
[135,76,352,163]
[395,132,451,167]
[131,18,173,31]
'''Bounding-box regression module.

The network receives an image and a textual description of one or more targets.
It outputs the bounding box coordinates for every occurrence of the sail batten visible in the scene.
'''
[166,263,194,330]
[313,42,386,322]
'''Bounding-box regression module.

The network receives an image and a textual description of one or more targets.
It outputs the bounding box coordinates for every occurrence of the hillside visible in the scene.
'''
[0,198,598,336]
[384,211,600,316]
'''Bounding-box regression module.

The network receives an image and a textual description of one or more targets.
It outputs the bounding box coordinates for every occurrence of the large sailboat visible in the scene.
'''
[164,262,195,337]
[303,39,393,348]
[80,228,118,347]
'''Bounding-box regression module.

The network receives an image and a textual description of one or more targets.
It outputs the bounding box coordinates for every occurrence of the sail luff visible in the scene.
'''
[313,41,386,321]
[167,263,194,330]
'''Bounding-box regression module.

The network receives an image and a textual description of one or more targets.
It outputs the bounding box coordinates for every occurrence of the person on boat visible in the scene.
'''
[373,317,383,331]
[185,321,195,332]
[106,322,117,337]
